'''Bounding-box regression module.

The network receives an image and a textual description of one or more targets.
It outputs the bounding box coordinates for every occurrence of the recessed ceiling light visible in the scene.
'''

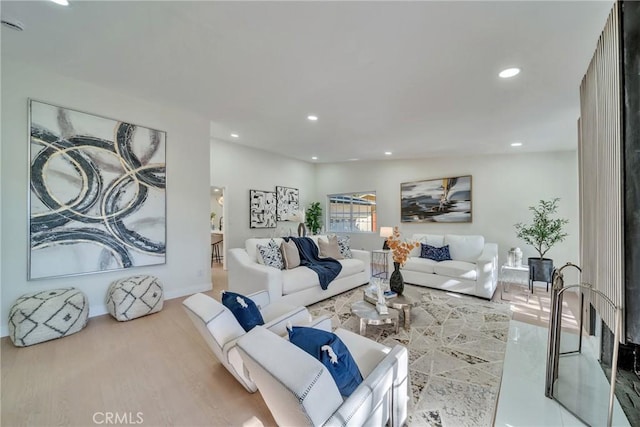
[213,188,220,192]
[307,115,318,121]
[499,68,520,78]
[230,133,239,138]
[511,142,523,147]
[50,0,69,5]
[384,152,392,156]
[311,156,318,160]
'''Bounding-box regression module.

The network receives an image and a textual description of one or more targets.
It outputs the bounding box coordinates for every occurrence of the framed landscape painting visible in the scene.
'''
[401,175,472,223]
[28,100,166,279]
[250,189,277,228]
[276,186,299,221]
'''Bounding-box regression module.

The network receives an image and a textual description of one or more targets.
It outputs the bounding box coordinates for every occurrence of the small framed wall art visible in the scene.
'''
[276,186,299,221]
[400,175,472,223]
[249,189,277,228]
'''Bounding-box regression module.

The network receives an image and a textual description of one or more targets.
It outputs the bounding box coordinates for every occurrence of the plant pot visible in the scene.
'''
[390,262,404,295]
[528,257,554,283]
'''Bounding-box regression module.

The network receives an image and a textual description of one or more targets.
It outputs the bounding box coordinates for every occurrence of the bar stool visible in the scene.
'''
[211,233,223,265]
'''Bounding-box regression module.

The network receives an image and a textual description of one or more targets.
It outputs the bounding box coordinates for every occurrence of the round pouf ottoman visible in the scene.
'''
[106,275,164,321]
[8,288,89,347]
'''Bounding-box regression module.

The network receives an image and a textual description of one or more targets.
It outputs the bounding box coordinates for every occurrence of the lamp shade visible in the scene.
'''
[379,227,393,238]
[288,209,306,223]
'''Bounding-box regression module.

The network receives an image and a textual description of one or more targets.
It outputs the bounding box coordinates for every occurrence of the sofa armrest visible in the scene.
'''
[182,293,246,357]
[325,345,407,427]
[228,248,284,302]
[264,306,311,337]
[351,249,372,279]
[247,290,270,310]
[475,243,498,298]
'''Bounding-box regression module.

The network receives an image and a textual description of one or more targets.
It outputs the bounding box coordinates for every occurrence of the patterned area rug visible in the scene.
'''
[308,284,512,427]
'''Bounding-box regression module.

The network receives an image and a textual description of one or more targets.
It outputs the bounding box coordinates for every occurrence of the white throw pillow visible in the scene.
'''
[410,234,444,257]
[444,234,484,263]
[256,239,284,269]
[335,235,353,259]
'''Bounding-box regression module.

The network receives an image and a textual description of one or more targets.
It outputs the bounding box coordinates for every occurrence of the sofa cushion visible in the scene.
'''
[337,258,365,278]
[222,291,265,332]
[288,326,363,397]
[281,259,364,295]
[445,234,485,263]
[433,260,477,281]
[256,239,284,269]
[411,234,445,257]
[319,235,344,260]
[282,268,320,295]
[420,243,452,262]
[403,257,438,274]
[336,235,353,259]
[280,239,301,269]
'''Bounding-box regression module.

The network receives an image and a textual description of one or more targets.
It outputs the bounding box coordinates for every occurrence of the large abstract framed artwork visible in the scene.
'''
[276,186,299,221]
[250,189,276,228]
[28,100,166,280]
[401,175,472,223]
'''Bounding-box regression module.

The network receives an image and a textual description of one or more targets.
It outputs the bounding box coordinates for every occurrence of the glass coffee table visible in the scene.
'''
[363,290,416,330]
[350,300,399,336]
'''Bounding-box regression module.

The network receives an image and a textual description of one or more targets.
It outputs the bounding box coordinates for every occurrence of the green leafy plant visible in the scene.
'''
[515,198,569,259]
[305,202,322,235]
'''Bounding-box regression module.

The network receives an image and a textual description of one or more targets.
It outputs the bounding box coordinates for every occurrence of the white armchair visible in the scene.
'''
[237,326,409,427]
[182,290,331,393]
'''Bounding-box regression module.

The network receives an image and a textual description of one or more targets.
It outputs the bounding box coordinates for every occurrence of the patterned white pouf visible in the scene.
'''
[106,275,164,321]
[8,288,89,347]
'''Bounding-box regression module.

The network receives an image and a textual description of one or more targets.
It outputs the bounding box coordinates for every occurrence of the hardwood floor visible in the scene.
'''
[1,264,579,426]
[1,264,275,427]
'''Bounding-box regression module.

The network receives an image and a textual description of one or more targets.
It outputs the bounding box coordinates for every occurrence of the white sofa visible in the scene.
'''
[228,236,371,307]
[399,234,498,299]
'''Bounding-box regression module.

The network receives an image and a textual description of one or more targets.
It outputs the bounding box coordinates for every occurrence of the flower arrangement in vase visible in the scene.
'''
[385,226,419,295]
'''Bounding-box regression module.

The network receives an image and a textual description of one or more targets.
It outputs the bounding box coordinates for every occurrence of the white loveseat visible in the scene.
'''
[228,236,371,307]
[399,234,498,299]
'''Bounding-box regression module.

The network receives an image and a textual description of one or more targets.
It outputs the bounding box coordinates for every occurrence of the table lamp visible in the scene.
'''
[289,209,306,237]
[380,226,393,250]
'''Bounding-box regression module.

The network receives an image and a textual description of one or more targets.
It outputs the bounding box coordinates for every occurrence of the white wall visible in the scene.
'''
[210,138,316,250]
[315,151,581,284]
[1,59,212,336]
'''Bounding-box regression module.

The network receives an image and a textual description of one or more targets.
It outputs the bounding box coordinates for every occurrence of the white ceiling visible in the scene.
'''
[1,0,613,163]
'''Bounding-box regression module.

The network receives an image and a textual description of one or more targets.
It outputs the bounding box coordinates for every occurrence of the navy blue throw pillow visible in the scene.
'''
[288,326,363,397]
[221,291,265,332]
[420,243,451,262]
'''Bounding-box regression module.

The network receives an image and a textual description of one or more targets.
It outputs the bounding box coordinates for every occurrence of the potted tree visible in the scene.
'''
[515,198,569,286]
[305,202,322,235]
